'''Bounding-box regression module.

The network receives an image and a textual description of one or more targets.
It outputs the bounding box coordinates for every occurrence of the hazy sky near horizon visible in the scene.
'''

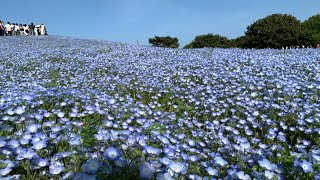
[1,1,319,46]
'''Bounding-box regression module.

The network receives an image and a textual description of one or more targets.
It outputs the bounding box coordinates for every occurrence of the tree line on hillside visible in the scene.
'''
[149,13,320,49]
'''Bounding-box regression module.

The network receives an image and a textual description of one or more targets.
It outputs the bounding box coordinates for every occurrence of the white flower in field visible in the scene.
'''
[188,139,196,147]
[60,102,67,107]
[259,143,268,149]
[253,111,260,116]
[300,160,313,173]
[14,106,25,115]
[109,98,116,104]
[2,116,11,121]
[57,111,65,118]
[251,92,258,97]
[6,109,14,115]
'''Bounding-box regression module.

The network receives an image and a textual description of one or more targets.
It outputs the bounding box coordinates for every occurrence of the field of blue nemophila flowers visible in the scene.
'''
[0,36,319,180]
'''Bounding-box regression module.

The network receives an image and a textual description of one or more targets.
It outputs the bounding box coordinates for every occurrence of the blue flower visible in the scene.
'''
[265,170,275,179]
[0,139,6,148]
[159,157,170,165]
[19,149,38,160]
[73,172,97,180]
[145,146,161,155]
[258,159,277,171]
[14,106,25,115]
[157,172,174,180]
[108,98,116,104]
[139,162,155,179]
[82,158,101,174]
[168,161,188,174]
[0,160,15,176]
[57,111,65,118]
[34,158,49,167]
[300,160,313,173]
[32,140,47,150]
[189,155,199,162]
[104,147,121,161]
[114,158,127,167]
[49,165,64,175]
[26,124,41,133]
[0,167,12,176]
[236,171,251,180]
[8,139,20,149]
[206,167,218,176]
[214,156,228,167]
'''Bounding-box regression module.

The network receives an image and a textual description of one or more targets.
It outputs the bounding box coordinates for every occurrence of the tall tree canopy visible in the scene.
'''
[302,14,320,46]
[148,36,179,48]
[244,14,304,48]
[184,34,230,49]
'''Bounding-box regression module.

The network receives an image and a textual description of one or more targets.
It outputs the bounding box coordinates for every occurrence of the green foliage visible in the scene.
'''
[148,36,179,48]
[184,33,231,48]
[230,36,249,48]
[244,14,304,48]
[302,14,320,46]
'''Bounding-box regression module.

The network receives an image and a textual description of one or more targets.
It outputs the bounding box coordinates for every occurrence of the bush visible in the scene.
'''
[148,36,179,48]
[184,34,230,49]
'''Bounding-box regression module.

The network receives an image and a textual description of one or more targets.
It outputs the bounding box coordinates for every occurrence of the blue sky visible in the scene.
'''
[1,0,319,46]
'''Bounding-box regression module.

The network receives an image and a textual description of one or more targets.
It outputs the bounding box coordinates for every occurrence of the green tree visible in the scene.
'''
[148,36,179,48]
[230,36,249,48]
[184,34,230,48]
[302,14,320,47]
[244,14,304,48]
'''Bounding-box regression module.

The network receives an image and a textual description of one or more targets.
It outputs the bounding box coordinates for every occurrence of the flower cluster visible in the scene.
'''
[0,36,319,179]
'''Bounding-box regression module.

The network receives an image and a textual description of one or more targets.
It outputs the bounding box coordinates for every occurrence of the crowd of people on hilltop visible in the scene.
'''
[0,20,47,36]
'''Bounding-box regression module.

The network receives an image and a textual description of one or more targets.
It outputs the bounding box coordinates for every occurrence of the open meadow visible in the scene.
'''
[0,36,319,179]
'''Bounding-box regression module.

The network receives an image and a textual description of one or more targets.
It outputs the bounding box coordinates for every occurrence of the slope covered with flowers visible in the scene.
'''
[0,36,319,179]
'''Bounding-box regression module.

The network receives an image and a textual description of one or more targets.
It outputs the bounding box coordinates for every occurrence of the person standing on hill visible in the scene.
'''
[19,24,24,35]
[40,23,46,35]
[13,23,20,36]
[29,23,35,35]
[11,23,16,35]
[0,20,4,36]
[5,22,12,36]
[23,24,29,35]
[35,25,40,35]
